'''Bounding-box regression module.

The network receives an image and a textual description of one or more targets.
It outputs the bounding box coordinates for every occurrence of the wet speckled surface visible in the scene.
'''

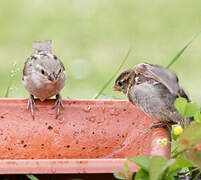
[0,98,170,174]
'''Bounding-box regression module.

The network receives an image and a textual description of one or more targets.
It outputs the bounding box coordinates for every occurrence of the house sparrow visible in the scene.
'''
[23,40,66,119]
[113,63,190,129]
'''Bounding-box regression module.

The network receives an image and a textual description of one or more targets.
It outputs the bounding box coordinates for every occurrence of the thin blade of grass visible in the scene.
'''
[5,62,19,98]
[26,175,39,180]
[4,79,12,98]
[93,48,132,99]
[166,31,201,69]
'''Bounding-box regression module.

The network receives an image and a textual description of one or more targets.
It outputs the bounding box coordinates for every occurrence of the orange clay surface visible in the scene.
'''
[0,98,170,174]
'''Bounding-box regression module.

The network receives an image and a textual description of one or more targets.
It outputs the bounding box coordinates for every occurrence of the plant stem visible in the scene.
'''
[5,78,12,98]
[184,117,187,128]
[192,171,201,180]
[166,31,201,69]
[26,175,39,180]
[93,48,132,99]
[190,167,200,173]
[172,149,189,158]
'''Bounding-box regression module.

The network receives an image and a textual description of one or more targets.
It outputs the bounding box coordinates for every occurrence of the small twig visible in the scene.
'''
[193,171,201,180]
[172,149,189,158]
[190,167,200,173]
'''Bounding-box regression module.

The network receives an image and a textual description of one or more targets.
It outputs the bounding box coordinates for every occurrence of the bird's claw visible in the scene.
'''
[53,94,64,118]
[139,122,168,135]
[27,95,37,119]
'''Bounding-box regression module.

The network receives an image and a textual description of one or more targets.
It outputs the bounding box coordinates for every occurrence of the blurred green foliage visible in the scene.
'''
[0,0,200,104]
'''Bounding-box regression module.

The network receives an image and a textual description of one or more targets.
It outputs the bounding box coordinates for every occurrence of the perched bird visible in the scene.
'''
[23,40,66,119]
[113,63,190,129]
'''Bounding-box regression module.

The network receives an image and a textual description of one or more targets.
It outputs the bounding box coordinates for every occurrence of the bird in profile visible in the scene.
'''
[113,63,190,130]
[23,40,66,119]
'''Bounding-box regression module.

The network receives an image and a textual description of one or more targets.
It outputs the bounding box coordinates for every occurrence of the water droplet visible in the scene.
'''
[83,105,91,112]
[12,61,17,67]
[58,117,64,124]
[89,116,96,122]
[54,129,60,135]
[110,108,120,116]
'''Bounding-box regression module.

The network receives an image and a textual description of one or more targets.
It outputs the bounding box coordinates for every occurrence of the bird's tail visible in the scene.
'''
[32,40,52,53]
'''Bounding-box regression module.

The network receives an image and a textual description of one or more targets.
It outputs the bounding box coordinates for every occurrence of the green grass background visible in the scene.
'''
[0,0,200,105]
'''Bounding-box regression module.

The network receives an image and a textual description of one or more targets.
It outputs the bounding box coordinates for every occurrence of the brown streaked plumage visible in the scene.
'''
[113,63,191,129]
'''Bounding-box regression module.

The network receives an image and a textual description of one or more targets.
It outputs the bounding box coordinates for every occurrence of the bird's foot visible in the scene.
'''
[27,95,37,119]
[140,122,169,135]
[53,94,64,118]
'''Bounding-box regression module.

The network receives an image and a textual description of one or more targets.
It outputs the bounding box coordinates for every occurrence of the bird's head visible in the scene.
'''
[113,69,136,94]
[33,54,65,84]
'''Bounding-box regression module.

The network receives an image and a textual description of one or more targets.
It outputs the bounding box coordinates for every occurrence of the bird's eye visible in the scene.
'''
[41,69,45,75]
[117,80,123,86]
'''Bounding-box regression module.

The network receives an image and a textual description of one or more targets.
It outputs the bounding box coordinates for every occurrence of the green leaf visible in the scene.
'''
[129,156,150,171]
[93,48,131,99]
[166,169,181,180]
[174,98,200,118]
[196,152,201,158]
[149,156,168,180]
[26,175,39,180]
[194,112,201,122]
[185,149,201,169]
[114,170,127,180]
[124,159,130,172]
[185,103,200,118]
[171,139,178,154]
[114,159,133,179]
[164,176,175,180]
[113,170,133,180]
[135,168,149,180]
[178,124,201,150]
[166,31,201,69]
[168,155,194,173]
[174,98,188,117]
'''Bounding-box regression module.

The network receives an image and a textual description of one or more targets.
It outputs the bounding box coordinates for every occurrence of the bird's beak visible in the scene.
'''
[112,86,121,91]
[48,73,57,82]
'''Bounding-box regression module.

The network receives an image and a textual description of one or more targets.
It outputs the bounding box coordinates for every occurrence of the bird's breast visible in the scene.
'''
[23,74,65,101]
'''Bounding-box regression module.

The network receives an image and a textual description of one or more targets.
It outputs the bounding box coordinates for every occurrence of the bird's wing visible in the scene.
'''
[134,63,180,96]
[128,83,183,125]
[23,57,34,78]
